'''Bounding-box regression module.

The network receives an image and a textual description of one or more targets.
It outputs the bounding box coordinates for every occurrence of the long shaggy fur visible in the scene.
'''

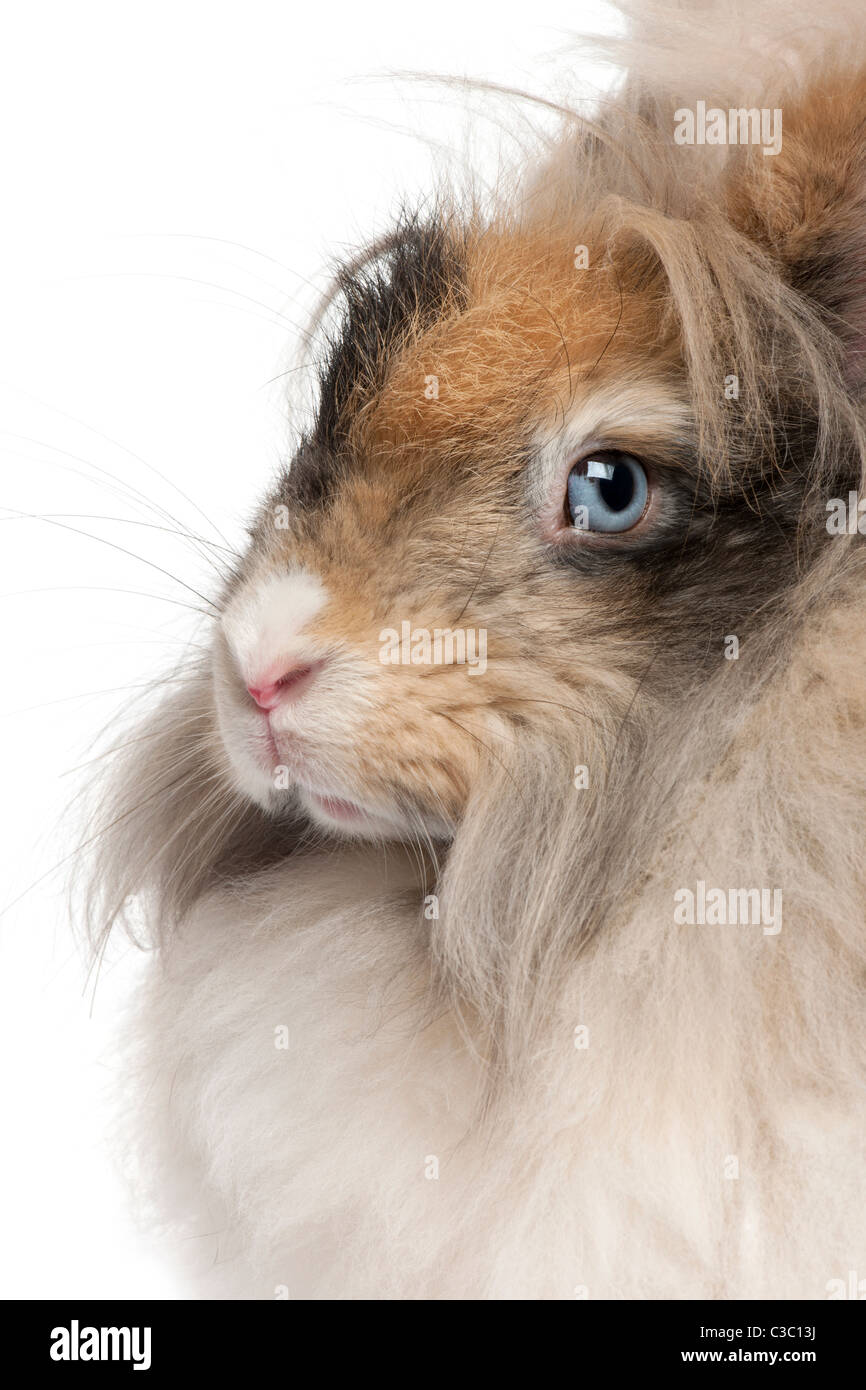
[83,1,866,1298]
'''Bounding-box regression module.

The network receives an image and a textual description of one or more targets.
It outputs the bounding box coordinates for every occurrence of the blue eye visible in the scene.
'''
[566,453,649,533]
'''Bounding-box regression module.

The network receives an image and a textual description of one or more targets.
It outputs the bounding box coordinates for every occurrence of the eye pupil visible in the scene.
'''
[599,464,634,512]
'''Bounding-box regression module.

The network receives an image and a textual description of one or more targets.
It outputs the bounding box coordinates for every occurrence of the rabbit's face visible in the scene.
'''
[211,221,816,839]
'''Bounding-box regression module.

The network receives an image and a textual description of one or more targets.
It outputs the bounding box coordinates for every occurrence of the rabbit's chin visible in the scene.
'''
[217,701,452,842]
[295,785,451,841]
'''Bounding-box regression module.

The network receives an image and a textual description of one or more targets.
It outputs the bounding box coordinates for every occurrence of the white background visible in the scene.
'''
[0,0,615,1297]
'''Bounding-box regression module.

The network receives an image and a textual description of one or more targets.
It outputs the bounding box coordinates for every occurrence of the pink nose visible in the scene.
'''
[247,682,282,710]
[247,661,321,710]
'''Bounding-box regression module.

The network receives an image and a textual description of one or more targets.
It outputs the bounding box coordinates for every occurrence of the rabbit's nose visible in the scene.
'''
[247,660,323,710]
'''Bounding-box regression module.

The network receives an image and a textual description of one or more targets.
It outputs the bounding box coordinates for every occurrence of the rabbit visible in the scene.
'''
[84,0,866,1298]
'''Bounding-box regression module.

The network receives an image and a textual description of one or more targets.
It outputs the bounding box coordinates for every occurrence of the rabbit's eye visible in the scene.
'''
[566,452,648,533]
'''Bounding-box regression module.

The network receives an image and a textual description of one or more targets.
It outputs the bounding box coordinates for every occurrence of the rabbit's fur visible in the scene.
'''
[85,1,866,1297]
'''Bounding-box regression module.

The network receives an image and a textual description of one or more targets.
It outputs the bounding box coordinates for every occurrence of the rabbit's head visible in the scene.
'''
[86,12,866,965]
[213,145,862,843]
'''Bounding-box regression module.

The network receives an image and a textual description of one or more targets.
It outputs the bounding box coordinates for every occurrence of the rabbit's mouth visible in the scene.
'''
[212,620,459,841]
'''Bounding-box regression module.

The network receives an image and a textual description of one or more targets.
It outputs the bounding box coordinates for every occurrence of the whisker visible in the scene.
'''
[0,386,235,548]
[0,510,239,558]
[3,676,193,718]
[62,716,211,777]
[0,756,204,921]
[0,436,237,577]
[0,585,215,617]
[0,509,220,611]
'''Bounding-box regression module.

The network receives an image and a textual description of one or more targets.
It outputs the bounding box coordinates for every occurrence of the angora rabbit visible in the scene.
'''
[86,0,866,1298]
